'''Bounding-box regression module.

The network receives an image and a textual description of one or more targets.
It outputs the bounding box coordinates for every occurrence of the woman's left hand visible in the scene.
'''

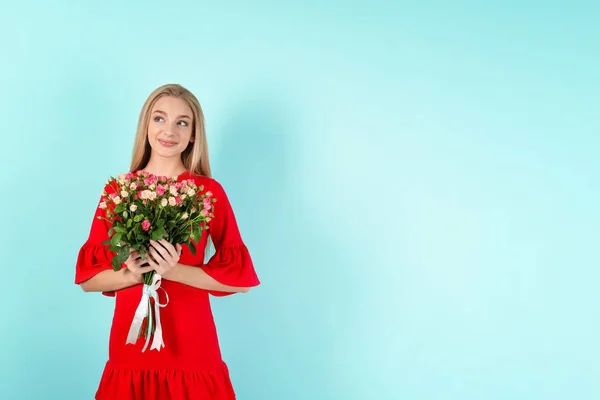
[147,239,182,277]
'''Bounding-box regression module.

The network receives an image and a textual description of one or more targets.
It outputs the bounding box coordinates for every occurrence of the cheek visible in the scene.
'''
[147,124,159,140]
[180,127,194,143]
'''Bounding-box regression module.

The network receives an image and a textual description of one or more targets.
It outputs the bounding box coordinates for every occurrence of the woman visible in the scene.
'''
[75,83,260,399]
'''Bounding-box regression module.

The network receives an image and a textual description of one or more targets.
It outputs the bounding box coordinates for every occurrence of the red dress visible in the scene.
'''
[74,170,260,400]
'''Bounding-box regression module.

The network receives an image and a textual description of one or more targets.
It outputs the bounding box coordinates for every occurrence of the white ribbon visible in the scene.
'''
[125,273,169,352]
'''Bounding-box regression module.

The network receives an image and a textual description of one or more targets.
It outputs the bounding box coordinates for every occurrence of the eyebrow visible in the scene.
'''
[153,109,192,119]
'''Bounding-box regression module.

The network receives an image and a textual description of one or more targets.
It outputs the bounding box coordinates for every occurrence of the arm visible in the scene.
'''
[163,263,250,293]
[169,178,260,296]
[75,180,139,296]
[80,268,140,293]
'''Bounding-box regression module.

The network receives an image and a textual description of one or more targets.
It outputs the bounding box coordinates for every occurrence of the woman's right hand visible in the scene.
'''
[124,248,154,284]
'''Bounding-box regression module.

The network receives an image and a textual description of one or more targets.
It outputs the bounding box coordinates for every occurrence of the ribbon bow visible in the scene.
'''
[125,273,169,352]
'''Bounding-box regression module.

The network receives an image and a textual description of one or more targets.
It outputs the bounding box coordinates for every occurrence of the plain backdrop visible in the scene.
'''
[1,1,599,399]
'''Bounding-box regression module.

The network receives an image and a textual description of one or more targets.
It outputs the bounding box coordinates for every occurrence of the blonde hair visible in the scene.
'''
[130,83,212,177]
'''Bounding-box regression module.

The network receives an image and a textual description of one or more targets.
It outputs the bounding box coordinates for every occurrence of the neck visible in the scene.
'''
[141,157,187,178]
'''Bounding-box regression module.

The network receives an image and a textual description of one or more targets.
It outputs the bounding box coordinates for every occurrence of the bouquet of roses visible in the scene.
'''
[97,170,215,351]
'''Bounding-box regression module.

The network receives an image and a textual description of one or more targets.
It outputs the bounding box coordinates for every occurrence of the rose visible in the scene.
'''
[141,220,151,231]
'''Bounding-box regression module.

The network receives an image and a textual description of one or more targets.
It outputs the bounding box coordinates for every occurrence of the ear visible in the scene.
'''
[189,135,195,143]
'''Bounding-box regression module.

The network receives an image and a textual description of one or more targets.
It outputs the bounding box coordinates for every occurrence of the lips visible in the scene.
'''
[158,139,177,147]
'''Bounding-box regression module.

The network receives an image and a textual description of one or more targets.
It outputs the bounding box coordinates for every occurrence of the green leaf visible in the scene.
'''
[112,256,122,271]
[151,226,165,241]
[108,245,120,253]
[191,227,199,243]
[188,241,196,256]
[101,239,112,246]
[117,244,130,261]
[111,245,130,271]
[157,219,165,228]
[123,210,129,219]
[134,215,144,222]
[111,233,122,247]
[114,226,128,234]
[127,219,132,228]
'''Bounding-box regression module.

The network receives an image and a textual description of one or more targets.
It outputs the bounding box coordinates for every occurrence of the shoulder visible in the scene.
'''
[101,171,132,194]
[101,177,119,196]
[184,173,226,194]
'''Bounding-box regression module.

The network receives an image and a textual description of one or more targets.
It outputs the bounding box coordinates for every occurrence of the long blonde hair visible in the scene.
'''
[130,83,212,177]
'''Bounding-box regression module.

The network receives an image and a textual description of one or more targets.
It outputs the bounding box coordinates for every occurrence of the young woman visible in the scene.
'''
[75,83,260,399]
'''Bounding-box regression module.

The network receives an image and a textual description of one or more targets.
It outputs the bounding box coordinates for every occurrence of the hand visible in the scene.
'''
[147,239,182,278]
[124,248,154,284]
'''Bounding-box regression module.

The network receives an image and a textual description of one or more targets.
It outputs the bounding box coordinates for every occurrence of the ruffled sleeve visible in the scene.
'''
[201,179,260,296]
[74,181,124,297]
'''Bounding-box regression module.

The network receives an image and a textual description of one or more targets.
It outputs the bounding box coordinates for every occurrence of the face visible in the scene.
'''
[147,95,194,159]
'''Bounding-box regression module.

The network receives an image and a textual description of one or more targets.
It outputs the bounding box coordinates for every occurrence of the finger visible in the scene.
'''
[151,240,171,260]
[128,248,141,257]
[149,246,167,264]
[176,243,182,255]
[159,239,178,258]
[138,265,154,274]
[128,253,142,263]
[145,253,160,269]
[134,258,148,269]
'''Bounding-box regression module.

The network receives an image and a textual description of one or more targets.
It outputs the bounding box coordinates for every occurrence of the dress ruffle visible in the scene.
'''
[201,243,261,296]
[75,241,122,297]
[95,360,236,400]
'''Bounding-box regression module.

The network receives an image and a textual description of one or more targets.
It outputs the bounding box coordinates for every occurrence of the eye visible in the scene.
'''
[178,120,188,127]
[154,116,164,122]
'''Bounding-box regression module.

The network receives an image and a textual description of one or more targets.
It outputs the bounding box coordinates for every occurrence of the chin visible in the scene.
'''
[150,142,185,157]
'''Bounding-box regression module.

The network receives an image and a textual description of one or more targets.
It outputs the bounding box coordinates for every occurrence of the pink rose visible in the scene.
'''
[175,196,183,205]
[156,184,166,196]
[142,220,151,231]
[201,210,209,217]
[205,191,213,197]
[144,175,158,186]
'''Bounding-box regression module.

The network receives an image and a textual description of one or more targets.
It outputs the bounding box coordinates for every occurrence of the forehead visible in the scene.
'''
[152,95,193,116]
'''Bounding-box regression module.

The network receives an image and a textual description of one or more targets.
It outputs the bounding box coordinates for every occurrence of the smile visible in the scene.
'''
[158,139,178,147]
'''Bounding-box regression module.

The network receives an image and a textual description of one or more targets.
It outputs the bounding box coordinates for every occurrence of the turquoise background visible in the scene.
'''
[1,1,599,399]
